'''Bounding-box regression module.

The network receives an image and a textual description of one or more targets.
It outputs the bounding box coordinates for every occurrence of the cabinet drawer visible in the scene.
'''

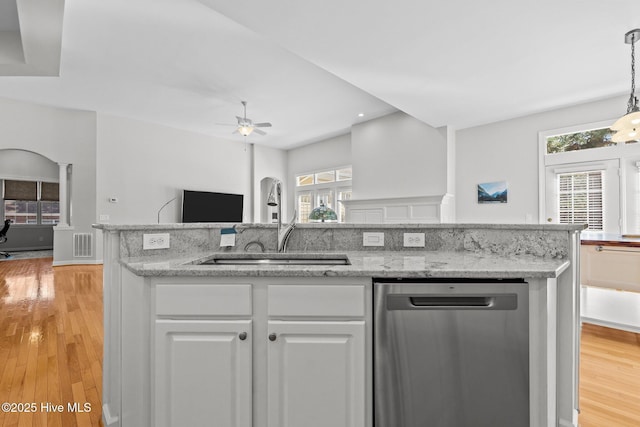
[156,284,252,316]
[268,285,365,318]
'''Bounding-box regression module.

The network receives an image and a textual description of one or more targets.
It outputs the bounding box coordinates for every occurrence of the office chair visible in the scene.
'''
[0,219,11,258]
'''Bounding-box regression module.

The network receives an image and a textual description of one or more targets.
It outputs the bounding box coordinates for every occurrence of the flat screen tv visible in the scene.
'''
[182,190,244,223]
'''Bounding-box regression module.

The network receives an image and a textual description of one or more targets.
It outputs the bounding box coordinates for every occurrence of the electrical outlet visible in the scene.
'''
[143,233,170,250]
[403,232,425,247]
[363,232,384,247]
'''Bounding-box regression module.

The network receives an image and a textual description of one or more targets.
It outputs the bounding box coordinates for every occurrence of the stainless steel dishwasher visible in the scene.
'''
[374,279,529,427]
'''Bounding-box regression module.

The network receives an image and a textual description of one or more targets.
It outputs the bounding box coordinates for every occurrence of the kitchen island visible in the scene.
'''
[96,223,583,427]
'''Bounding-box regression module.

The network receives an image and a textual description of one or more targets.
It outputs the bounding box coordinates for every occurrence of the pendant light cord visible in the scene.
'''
[629,32,637,114]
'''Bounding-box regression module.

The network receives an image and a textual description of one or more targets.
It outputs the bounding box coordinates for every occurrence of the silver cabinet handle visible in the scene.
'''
[239,332,247,341]
[595,245,603,252]
[268,333,277,342]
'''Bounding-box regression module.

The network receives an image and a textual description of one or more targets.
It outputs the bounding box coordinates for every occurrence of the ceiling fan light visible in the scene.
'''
[239,125,254,136]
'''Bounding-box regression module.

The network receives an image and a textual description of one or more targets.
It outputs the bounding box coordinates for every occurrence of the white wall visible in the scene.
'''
[456,95,627,224]
[286,133,351,214]
[0,149,58,181]
[0,97,97,263]
[351,111,447,199]
[287,133,352,175]
[285,113,449,218]
[96,113,256,225]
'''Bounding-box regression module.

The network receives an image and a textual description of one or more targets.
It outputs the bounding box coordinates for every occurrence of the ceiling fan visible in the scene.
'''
[230,101,272,137]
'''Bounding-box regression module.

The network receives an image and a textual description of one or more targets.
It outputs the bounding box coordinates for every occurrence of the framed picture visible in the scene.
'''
[478,181,507,204]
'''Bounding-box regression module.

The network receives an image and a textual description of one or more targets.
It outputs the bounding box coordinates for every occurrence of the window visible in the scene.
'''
[315,170,335,184]
[296,174,314,187]
[337,189,352,222]
[296,192,312,223]
[557,171,604,230]
[336,168,352,181]
[546,128,615,154]
[546,126,639,155]
[2,179,60,225]
[4,200,38,224]
[315,189,334,209]
[295,166,352,223]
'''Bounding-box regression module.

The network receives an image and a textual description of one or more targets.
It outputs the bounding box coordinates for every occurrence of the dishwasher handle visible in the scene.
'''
[387,293,518,310]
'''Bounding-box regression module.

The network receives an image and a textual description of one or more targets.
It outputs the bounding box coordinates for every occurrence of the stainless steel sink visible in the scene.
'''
[195,253,350,266]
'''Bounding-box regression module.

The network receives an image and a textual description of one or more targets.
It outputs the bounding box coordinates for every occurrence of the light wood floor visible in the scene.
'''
[0,258,103,427]
[579,323,640,427]
[0,259,639,427]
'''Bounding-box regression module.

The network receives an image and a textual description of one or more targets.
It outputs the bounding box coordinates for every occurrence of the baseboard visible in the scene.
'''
[102,403,119,426]
[581,316,640,334]
[558,410,579,427]
[3,246,53,252]
[53,259,104,267]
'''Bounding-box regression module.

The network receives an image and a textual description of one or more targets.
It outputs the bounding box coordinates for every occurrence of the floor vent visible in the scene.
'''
[73,233,93,257]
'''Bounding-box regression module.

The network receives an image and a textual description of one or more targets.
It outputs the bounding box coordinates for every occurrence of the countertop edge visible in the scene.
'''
[119,251,570,280]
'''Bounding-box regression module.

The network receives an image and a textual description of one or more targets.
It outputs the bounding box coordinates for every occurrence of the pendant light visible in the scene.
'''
[611,29,640,143]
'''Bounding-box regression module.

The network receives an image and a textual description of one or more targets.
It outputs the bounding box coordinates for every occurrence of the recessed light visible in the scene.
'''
[357,113,364,117]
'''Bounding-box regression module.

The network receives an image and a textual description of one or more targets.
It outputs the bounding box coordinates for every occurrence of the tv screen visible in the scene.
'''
[182,190,244,223]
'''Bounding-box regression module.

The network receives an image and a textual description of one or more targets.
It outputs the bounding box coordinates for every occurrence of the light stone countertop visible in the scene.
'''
[119,250,571,279]
[95,223,585,231]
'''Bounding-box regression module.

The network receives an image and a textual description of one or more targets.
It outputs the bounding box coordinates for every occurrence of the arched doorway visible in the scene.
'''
[0,149,66,252]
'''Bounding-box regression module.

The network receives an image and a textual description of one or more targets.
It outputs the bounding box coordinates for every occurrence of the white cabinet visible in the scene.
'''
[265,283,367,427]
[153,282,254,427]
[155,320,252,427]
[267,320,365,427]
[150,278,370,427]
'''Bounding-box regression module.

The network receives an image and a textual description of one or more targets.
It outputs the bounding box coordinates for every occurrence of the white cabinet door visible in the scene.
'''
[267,320,366,427]
[155,319,252,427]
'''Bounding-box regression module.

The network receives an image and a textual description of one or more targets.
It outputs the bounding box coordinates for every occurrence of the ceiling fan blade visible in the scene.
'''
[253,122,272,128]
[253,128,267,136]
[236,116,245,123]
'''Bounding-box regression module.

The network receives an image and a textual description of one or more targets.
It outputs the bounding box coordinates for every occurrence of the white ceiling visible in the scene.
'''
[0,0,638,149]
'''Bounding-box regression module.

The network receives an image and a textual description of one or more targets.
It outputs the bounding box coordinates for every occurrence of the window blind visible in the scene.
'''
[558,171,604,230]
[41,182,60,201]
[3,180,38,201]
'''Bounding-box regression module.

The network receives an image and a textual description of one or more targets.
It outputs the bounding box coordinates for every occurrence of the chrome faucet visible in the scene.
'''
[267,179,297,252]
